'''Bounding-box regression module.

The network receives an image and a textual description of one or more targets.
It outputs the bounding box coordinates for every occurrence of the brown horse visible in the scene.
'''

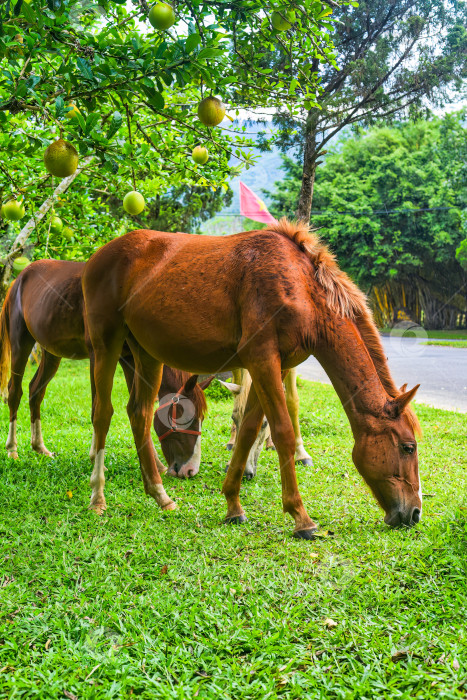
[0,260,210,487]
[82,219,422,538]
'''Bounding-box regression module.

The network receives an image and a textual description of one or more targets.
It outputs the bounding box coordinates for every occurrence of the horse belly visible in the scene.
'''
[126,314,240,374]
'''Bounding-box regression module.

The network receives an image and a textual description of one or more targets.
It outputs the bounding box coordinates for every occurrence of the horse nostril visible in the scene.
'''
[186,468,194,478]
[412,508,421,524]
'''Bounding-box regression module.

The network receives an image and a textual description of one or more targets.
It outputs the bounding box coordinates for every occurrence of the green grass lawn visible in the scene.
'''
[423,341,467,349]
[380,328,467,340]
[1,361,466,699]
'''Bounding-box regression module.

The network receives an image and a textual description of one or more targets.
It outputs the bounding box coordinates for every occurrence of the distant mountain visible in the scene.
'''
[220,121,291,215]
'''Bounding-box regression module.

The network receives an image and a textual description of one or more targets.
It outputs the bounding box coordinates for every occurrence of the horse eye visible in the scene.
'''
[401,444,415,455]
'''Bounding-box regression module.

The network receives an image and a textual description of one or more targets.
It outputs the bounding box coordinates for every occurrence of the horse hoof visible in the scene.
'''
[243,472,255,481]
[224,514,247,525]
[162,501,177,511]
[296,458,313,467]
[225,443,234,451]
[89,503,106,516]
[266,445,276,451]
[7,451,18,459]
[293,526,318,540]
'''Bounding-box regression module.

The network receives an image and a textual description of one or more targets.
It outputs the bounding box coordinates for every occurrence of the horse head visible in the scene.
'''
[352,384,422,528]
[154,372,212,478]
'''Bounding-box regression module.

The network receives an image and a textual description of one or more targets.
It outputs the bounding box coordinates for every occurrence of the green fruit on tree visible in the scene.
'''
[271,9,296,31]
[192,146,209,164]
[44,139,79,178]
[1,199,26,221]
[50,216,63,234]
[148,2,175,30]
[123,191,145,215]
[197,97,226,127]
[62,226,74,241]
[12,256,30,277]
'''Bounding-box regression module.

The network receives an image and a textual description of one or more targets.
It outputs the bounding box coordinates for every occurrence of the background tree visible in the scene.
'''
[266,111,467,329]
[264,0,467,221]
[0,0,350,293]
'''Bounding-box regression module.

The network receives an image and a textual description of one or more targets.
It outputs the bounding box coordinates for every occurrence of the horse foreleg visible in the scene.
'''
[29,350,61,457]
[248,356,318,539]
[125,340,175,511]
[222,381,265,524]
[284,368,313,466]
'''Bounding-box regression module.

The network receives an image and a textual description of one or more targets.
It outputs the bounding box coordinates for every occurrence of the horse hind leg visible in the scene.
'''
[29,349,61,457]
[118,350,167,475]
[6,324,35,459]
[125,339,175,510]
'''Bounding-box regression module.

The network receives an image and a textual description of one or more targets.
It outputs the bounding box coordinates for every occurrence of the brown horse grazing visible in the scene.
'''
[82,219,422,538]
[0,260,209,485]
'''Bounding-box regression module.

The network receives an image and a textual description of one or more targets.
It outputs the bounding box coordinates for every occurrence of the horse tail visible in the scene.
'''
[0,284,12,399]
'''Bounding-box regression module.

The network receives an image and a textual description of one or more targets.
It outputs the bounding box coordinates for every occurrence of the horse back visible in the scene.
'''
[14,259,89,359]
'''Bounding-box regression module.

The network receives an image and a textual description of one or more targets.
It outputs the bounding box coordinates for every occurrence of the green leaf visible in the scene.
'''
[197,47,223,60]
[13,0,23,17]
[76,57,94,82]
[55,95,65,116]
[185,33,201,53]
[85,112,100,135]
[106,111,122,140]
[148,92,165,110]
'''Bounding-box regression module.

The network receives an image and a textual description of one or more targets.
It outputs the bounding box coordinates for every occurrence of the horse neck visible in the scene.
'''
[313,318,389,436]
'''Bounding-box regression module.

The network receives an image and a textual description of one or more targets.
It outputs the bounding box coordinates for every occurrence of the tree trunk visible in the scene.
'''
[295,108,318,223]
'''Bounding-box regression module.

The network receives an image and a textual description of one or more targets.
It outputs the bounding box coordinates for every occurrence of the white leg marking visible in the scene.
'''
[294,437,313,464]
[89,448,106,513]
[6,420,17,458]
[30,419,54,457]
[89,429,96,462]
[146,482,176,510]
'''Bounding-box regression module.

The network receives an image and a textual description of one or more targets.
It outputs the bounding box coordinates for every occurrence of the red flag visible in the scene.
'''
[239,181,277,225]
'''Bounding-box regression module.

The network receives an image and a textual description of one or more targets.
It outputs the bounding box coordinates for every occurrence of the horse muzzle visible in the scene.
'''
[167,461,200,479]
[384,506,421,528]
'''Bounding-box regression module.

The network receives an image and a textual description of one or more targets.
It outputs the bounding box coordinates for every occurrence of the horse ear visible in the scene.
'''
[198,375,215,391]
[182,374,199,394]
[399,383,407,393]
[393,384,420,415]
[217,378,242,395]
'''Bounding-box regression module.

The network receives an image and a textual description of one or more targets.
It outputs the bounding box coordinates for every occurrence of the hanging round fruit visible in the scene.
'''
[1,199,26,221]
[44,139,79,178]
[271,10,296,31]
[197,97,226,127]
[12,256,30,277]
[123,191,145,215]
[148,3,175,30]
[50,216,63,234]
[192,146,209,164]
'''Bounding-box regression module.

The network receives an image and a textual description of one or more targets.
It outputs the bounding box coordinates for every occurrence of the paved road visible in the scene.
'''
[298,336,467,413]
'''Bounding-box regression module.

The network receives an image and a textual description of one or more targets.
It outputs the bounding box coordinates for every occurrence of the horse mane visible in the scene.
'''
[268,218,421,436]
[166,367,208,420]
